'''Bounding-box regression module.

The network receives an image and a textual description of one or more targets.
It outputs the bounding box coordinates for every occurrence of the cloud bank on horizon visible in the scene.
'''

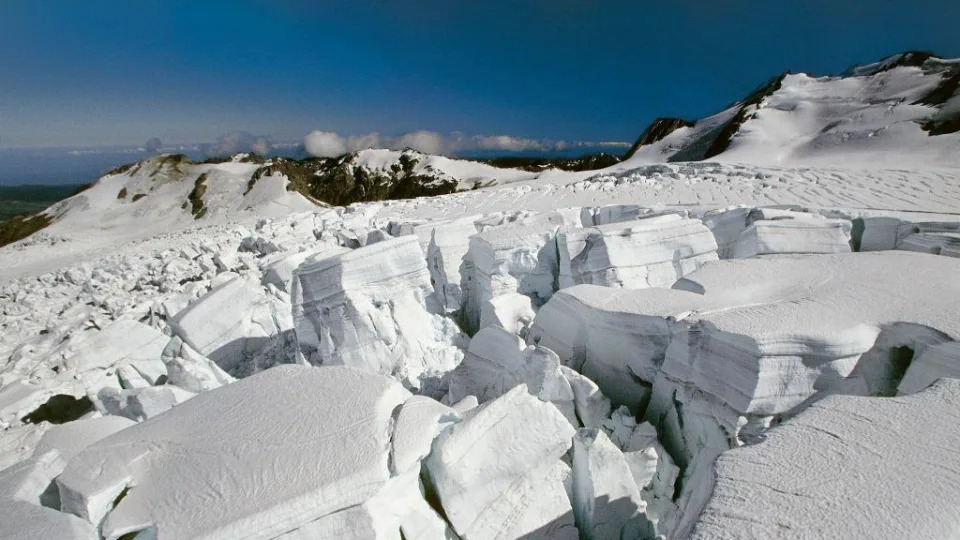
[303,129,630,158]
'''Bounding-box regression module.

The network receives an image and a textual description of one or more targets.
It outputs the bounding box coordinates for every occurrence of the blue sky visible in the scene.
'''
[1,0,958,151]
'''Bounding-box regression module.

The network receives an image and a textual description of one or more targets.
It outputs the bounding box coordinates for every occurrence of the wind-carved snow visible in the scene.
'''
[687,379,960,539]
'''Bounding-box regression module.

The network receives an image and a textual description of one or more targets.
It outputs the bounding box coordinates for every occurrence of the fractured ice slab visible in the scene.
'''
[462,223,559,331]
[291,236,463,391]
[169,276,291,372]
[161,336,235,393]
[55,319,168,385]
[704,207,851,258]
[260,245,349,292]
[533,251,960,537]
[572,428,650,540]
[425,385,578,539]
[0,451,94,540]
[0,416,133,540]
[425,218,479,314]
[685,379,960,539]
[92,385,196,422]
[860,218,960,256]
[446,326,577,424]
[533,251,960,416]
[57,366,431,540]
[557,216,718,289]
[478,292,535,336]
[561,366,611,429]
[899,232,960,257]
[731,217,851,258]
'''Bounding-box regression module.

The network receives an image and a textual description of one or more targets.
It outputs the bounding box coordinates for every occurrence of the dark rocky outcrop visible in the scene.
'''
[480,153,621,172]
[624,118,694,159]
[703,73,787,159]
[0,213,53,247]
[255,151,459,207]
[187,173,208,218]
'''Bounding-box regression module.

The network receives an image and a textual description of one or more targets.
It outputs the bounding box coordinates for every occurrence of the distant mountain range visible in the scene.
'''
[2,51,958,248]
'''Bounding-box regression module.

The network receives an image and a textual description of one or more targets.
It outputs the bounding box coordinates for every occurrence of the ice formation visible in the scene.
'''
[2,60,960,539]
[290,236,464,391]
[557,216,718,289]
[445,326,577,424]
[461,223,560,331]
[169,276,292,372]
[56,366,455,540]
[424,385,578,539]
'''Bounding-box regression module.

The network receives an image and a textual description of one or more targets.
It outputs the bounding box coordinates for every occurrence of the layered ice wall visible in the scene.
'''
[557,216,719,289]
[291,236,464,391]
[461,223,560,331]
[531,251,960,535]
[861,217,960,257]
[704,207,852,258]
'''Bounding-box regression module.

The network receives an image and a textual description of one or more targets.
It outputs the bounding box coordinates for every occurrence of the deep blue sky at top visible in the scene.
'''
[1,0,958,148]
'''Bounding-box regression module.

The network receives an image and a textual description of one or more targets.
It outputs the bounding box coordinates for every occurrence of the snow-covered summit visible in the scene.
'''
[625,51,960,167]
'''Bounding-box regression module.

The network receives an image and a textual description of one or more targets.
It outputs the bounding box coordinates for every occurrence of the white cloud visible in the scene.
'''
[302,129,631,157]
[346,132,382,152]
[143,137,162,153]
[394,130,446,154]
[304,130,348,158]
[204,131,273,158]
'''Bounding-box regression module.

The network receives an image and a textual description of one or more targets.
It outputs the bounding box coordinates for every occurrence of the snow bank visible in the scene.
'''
[686,379,960,539]
[291,236,463,391]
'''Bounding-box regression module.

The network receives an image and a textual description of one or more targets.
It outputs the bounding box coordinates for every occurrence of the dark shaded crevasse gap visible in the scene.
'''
[887,346,915,394]
[21,394,94,425]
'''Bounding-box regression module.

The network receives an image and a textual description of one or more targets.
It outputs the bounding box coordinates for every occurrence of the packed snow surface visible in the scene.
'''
[688,379,960,539]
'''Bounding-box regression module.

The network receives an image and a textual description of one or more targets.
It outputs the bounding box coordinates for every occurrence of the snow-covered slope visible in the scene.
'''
[625,52,960,167]
[2,50,960,540]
